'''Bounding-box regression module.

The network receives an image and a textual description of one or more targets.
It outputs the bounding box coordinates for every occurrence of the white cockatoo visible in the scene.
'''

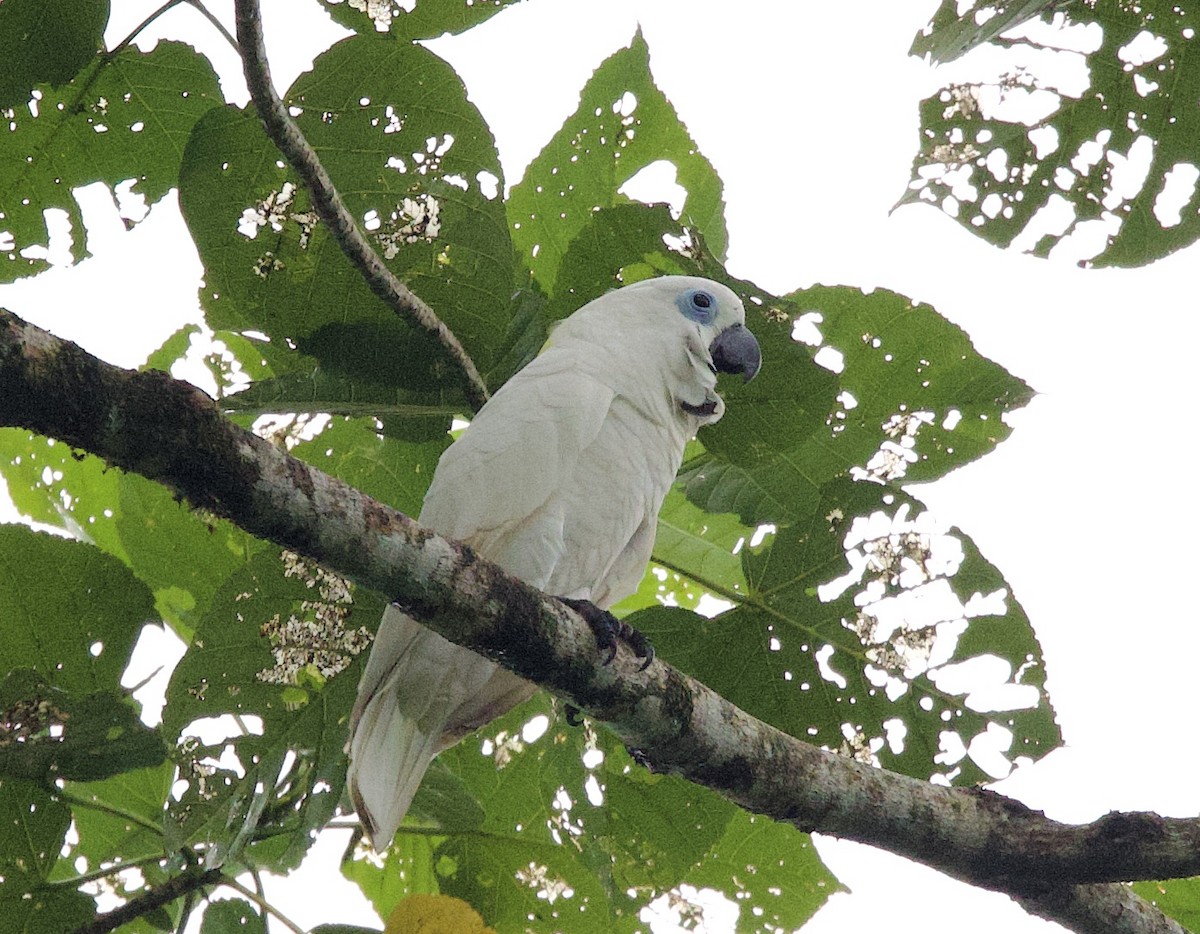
[347,275,762,848]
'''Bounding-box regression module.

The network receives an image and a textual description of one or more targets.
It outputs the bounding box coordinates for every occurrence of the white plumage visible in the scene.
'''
[347,275,760,848]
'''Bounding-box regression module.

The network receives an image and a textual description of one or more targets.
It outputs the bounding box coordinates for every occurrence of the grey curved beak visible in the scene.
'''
[710,323,762,382]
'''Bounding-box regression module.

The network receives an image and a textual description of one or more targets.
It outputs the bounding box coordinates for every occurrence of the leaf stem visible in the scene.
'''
[107,0,238,59]
[106,0,188,59]
[183,0,240,52]
[55,789,164,837]
[220,877,306,934]
[50,853,167,888]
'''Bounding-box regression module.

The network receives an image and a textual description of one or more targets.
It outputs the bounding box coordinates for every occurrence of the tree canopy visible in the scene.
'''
[1,1,1197,933]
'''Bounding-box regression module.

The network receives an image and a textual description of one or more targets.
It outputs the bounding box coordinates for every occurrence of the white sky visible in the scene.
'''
[3,1,1198,932]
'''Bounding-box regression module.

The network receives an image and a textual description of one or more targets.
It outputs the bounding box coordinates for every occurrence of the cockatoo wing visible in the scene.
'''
[419,355,617,589]
[349,359,617,848]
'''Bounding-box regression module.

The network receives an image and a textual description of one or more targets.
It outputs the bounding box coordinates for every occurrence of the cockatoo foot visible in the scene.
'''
[559,597,655,671]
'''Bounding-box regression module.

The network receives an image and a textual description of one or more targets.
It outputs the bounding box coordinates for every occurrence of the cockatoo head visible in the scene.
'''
[545,275,761,424]
[625,274,761,382]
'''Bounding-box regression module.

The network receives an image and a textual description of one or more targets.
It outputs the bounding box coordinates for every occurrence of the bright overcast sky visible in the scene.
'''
[3,1,1198,932]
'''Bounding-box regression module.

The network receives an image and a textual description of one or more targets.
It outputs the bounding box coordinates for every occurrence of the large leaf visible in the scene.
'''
[0,526,153,694]
[0,776,72,881]
[683,279,1031,526]
[909,1,1069,64]
[634,477,1060,787]
[1133,878,1200,932]
[0,670,165,784]
[508,32,728,293]
[178,36,514,392]
[65,762,175,868]
[0,0,109,107]
[163,549,380,870]
[0,430,262,630]
[321,0,524,40]
[0,774,97,932]
[904,0,1200,266]
[347,693,836,933]
[0,40,222,280]
[290,417,450,511]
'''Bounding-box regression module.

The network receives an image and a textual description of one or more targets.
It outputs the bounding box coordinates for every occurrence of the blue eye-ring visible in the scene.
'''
[677,288,718,325]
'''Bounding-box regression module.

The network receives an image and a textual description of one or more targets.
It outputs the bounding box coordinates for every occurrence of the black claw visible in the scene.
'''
[559,597,655,669]
[626,746,654,771]
[617,622,655,670]
[565,704,584,727]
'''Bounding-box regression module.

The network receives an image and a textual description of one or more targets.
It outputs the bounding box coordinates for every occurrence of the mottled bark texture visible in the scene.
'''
[0,308,1188,934]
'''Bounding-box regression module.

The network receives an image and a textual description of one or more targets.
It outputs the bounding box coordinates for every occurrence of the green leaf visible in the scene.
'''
[909,1,1060,64]
[143,325,202,374]
[904,1,1200,266]
[0,0,109,108]
[612,474,753,618]
[162,550,379,870]
[67,762,173,867]
[0,526,154,693]
[633,478,1060,787]
[508,32,727,293]
[423,692,831,933]
[178,36,514,390]
[681,281,1031,526]
[0,40,223,280]
[1133,878,1200,931]
[343,832,443,919]
[291,417,449,515]
[685,811,841,932]
[0,776,71,880]
[200,900,267,934]
[0,873,95,934]
[321,0,524,40]
[222,370,467,424]
[438,835,614,933]
[310,926,382,934]
[546,202,695,319]
[0,432,262,630]
[0,671,166,784]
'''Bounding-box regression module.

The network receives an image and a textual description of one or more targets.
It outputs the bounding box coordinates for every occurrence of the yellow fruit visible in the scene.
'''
[383,894,496,934]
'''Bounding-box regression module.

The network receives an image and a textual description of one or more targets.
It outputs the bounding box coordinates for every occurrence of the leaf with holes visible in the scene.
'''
[509,31,727,292]
[904,1,1200,266]
[909,0,1062,64]
[633,477,1059,787]
[0,40,222,280]
[0,527,153,694]
[179,37,514,390]
[321,0,524,40]
[681,280,1031,526]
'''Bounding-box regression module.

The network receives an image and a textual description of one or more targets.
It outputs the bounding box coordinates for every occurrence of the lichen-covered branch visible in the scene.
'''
[231,0,490,412]
[0,307,1188,934]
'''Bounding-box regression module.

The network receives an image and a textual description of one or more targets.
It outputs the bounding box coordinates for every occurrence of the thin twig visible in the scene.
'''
[106,0,187,58]
[49,854,167,888]
[184,0,239,52]
[220,877,306,934]
[231,0,491,411]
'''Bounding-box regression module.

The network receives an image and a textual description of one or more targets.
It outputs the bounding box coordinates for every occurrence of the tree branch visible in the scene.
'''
[231,0,490,411]
[70,867,222,934]
[0,306,1188,934]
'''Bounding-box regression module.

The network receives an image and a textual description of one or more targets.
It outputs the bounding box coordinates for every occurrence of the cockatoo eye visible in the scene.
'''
[677,288,718,325]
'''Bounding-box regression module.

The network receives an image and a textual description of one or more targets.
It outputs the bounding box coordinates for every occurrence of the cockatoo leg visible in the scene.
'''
[559,597,655,670]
